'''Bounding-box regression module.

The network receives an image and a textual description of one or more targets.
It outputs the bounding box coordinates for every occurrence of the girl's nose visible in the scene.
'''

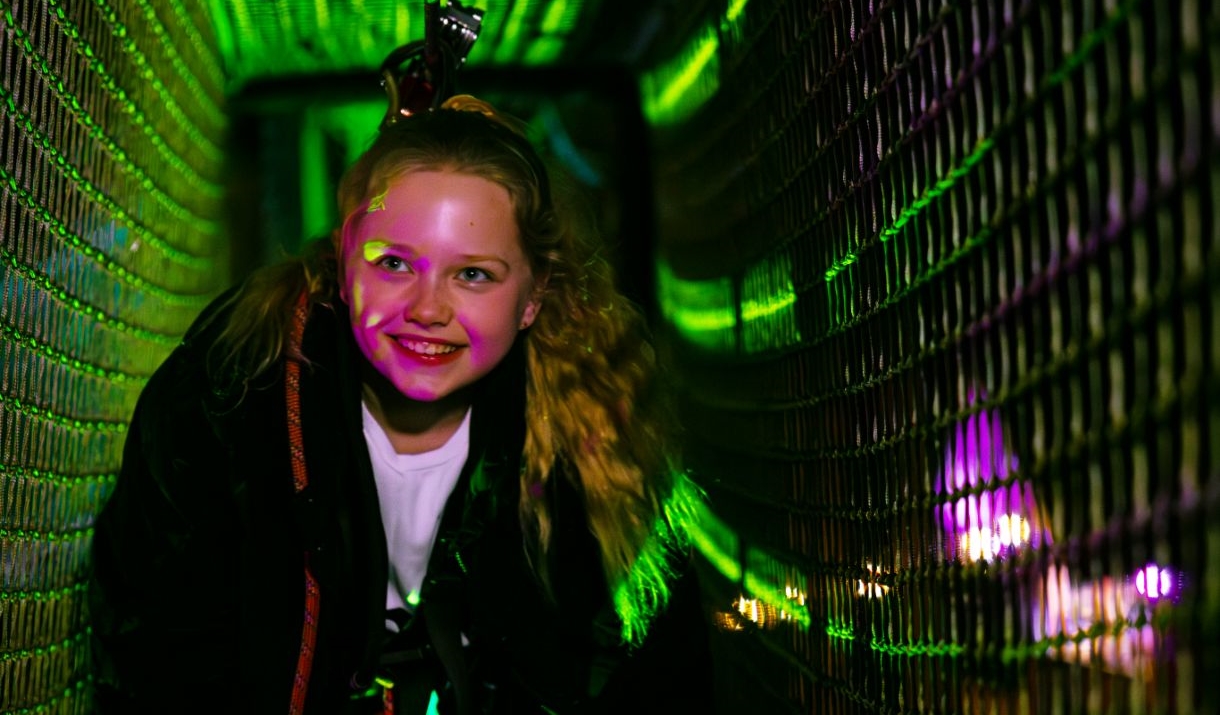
[404,279,452,325]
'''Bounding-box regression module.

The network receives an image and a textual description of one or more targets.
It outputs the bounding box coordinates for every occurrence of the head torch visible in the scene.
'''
[380,0,485,128]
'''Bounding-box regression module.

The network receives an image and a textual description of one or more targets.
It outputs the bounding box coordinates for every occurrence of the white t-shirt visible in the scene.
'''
[362,402,470,630]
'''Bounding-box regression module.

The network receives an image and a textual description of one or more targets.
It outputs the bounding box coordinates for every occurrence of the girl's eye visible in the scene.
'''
[459,267,493,282]
[377,256,410,272]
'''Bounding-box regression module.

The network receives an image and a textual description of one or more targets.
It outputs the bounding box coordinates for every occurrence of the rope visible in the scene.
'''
[286,291,319,714]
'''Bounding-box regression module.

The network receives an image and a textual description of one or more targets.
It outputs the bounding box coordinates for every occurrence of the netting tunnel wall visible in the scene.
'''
[1,1,227,711]
[647,0,1219,713]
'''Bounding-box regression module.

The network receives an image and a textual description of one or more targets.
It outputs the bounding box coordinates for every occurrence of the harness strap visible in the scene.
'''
[286,292,320,714]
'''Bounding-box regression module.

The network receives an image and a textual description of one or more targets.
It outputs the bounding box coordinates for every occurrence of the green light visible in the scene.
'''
[826,621,854,640]
[312,0,331,32]
[3,250,183,345]
[685,498,813,630]
[888,137,997,243]
[204,0,234,76]
[824,252,857,283]
[741,251,800,353]
[134,0,227,109]
[822,135,999,331]
[654,34,716,112]
[611,475,814,643]
[641,25,719,126]
[299,112,333,243]
[0,526,95,543]
[45,0,224,162]
[656,259,737,352]
[686,506,741,582]
[540,0,569,33]
[522,36,565,65]
[870,638,966,657]
[0,126,217,274]
[613,475,705,645]
[821,0,1136,323]
[0,466,117,492]
[202,1,595,91]
[206,0,424,91]
[659,252,802,353]
[0,9,222,202]
[0,160,218,296]
[492,0,534,63]
[299,99,385,241]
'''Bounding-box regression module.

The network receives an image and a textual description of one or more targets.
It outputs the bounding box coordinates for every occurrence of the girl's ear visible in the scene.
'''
[519,298,541,330]
[519,277,548,329]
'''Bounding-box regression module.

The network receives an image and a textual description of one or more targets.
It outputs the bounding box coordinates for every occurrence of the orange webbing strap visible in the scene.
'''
[290,560,321,713]
[286,293,310,494]
[286,292,320,714]
[381,677,395,714]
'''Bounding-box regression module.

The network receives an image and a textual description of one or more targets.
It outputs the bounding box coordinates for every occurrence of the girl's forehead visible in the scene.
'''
[368,169,507,206]
[343,170,526,257]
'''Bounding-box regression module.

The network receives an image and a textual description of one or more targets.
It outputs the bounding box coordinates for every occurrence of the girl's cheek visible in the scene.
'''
[462,324,493,368]
[361,309,390,328]
[347,277,366,315]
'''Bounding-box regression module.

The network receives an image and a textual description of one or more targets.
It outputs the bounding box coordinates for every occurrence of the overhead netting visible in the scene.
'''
[650,0,1219,712]
[0,0,227,711]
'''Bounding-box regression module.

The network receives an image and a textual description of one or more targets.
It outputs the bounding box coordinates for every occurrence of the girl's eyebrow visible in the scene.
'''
[459,254,511,269]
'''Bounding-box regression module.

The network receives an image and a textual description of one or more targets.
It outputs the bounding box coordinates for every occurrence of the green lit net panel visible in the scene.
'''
[0,0,227,711]
[646,0,1218,711]
[206,0,590,92]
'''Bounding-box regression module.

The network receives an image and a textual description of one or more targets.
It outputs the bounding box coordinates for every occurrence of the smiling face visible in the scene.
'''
[339,170,541,405]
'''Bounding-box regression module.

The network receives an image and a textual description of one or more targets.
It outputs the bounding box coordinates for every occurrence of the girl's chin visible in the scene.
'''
[397,387,443,402]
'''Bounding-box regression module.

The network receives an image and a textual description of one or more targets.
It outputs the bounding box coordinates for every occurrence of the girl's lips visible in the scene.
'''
[400,339,458,356]
[391,337,463,365]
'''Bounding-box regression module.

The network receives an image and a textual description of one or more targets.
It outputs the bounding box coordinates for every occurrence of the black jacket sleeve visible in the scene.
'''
[88,339,247,713]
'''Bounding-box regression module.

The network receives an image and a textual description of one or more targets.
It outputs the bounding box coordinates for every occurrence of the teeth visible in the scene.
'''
[401,340,458,356]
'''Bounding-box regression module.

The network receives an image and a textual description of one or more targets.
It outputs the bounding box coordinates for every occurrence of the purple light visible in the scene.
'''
[1134,564,1174,602]
[935,392,1042,563]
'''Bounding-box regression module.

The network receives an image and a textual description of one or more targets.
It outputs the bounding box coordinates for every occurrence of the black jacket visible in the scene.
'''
[89,293,712,713]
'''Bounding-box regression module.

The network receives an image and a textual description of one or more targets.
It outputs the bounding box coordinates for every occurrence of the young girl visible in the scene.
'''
[89,96,712,713]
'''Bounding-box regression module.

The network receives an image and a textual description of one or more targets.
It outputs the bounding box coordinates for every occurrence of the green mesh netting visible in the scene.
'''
[1,0,227,710]
[651,0,1220,711]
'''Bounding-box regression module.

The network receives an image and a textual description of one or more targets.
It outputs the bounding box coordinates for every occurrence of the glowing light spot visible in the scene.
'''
[785,584,808,606]
[1134,564,1174,602]
[1033,562,1174,675]
[937,395,1043,565]
[711,610,745,631]
[656,259,736,352]
[361,240,392,263]
[856,563,890,598]
[641,24,720,125]
[730,586,809,629]
[742,251,801,353]
[959,527,997,563]
[996,513,1031,547]
[826,621,854,641]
